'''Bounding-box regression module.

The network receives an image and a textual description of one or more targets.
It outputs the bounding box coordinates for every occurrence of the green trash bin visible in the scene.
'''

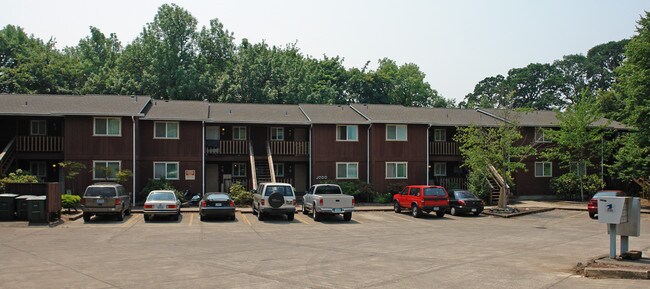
[0,193,19,220]
[27,196,47,223]
[15,195,36,220]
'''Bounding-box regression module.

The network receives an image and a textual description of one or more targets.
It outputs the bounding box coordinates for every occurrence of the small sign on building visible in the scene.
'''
[185,170,196,180]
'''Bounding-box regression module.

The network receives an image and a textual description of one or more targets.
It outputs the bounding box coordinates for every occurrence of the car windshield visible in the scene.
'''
[147,192,176,201]
[593,191,619,198]
[315,186,342,195]
[264,185,294,197]
[423,187,446,197]
[454,191,477,199]
[85,187,116,197]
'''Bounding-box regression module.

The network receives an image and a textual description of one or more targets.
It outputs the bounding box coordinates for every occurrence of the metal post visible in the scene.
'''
[609,224,617,258]
[621,235,629,255]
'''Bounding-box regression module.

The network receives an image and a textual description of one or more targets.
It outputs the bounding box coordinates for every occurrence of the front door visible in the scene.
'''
[206,164,220,192]
[251,126,267,156]
[294,163,308,193]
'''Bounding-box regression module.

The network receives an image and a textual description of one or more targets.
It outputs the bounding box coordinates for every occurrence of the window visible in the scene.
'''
[386,125,407,141]
[154,122,179,139]
[535,162,552,177]
[93,161,121,180]
[30,120,46,135]
[233,126,247,140]
[274,163,285,177]
[94,117,121,136]
[386,162,407,179]
[336,125,358,141]
[233,163,247,177]
[409,188,421,196]
[29,161,46,178]
[336,162,358,179]
[434,162,447,177]
[154,162,179,180]
[271,127,284,141]
[535,128,550,143]
[433,129,446,142]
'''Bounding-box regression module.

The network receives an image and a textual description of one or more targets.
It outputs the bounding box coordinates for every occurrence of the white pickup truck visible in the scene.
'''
[302,184,355,221]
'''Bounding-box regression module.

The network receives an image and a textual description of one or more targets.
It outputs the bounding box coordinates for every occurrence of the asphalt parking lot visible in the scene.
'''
[1,210,649,289]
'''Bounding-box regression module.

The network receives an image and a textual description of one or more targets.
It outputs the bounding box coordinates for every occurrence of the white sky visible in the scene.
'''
[2,0,648,103]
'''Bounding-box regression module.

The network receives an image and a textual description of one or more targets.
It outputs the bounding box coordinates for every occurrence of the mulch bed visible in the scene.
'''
[482,207,555,218]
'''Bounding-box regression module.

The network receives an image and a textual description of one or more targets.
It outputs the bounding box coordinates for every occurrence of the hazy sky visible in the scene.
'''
[2,0,648,103]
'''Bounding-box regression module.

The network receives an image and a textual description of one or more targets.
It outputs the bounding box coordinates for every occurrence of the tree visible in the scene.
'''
[65,26,122,94]
[460,75,510,108]
[454,114,536,209]
[507,63,564,110]
[195,18,235,101]
[553,54,588,103]
[59,161,87,194]
[610,133,650,199]
[587,39,629,92]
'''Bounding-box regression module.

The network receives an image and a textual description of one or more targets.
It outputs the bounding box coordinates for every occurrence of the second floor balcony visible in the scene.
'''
[16,136,64,152]
[206,140,309,156]
[429,141,460,156]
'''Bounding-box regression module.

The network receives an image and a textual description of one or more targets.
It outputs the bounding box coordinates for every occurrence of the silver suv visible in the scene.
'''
[82,183,132,222]
[252,183,296,221]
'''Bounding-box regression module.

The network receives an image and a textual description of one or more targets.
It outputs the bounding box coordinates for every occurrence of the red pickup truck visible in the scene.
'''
[393,185,450,218]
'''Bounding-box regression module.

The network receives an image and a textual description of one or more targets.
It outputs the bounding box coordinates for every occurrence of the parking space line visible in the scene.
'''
[188,213,194,226]
[294,214,310,224]
[121,215,140,227]
[240,213,252,226]
[383,212,415,222]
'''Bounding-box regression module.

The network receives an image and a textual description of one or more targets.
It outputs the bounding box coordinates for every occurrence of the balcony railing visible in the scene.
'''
[429,141,460,155]
[431,177,467,189]
[16,136,64,152]
[206,140,249,155]
[269,141,309,156]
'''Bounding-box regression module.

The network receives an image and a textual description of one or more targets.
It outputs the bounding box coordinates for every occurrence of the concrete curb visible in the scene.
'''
[584,267,650,279]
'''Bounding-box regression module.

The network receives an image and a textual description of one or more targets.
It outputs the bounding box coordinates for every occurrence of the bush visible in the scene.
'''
[322,180,376,203]
[61,194,81,212]
[374,192,394,204]
[1,169,39,193]
[229,183,253,206]
[139,179,180,203]
[550,173,605,201]
[467,169,491,200]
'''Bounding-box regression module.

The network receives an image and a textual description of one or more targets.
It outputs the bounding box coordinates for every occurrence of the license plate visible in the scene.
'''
[215,203,222,207]
[433,207,439,210]
[97,199,105,204]
[471,208,477,212]
[157,204,163,209]
[333,208,342,213]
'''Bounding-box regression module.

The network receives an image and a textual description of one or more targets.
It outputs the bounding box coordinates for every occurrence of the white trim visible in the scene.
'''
[233,126,247,140]
[386,124,407,141]
[433,128,446,142]
[153,121,180,139]
[534,128,551,143]
[153,161,180,180]
[386,162,408,179]
[336,162,359,179]
[336,125,359,142]
[534,161,552,177]
[271,127,285,141]
[93,117,122,137]
[92,160,122,180]
[30,120,47,136]
[433,162,447,177]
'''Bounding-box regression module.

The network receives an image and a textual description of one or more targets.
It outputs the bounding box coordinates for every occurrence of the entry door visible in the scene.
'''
[294,164,308,193]
[206,164,220,192]
[251,126,267,155]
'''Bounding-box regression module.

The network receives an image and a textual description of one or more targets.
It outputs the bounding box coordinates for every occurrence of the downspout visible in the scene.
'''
[426,124,432,185]
[202,121,206,196]
[309,124,313,187]
[132,116,136,207]
[367,123,372,184]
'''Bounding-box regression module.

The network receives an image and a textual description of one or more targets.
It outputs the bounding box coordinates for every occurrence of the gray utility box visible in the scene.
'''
[27,196,47,223]
[14,195,36,220]
[0,193,19,220]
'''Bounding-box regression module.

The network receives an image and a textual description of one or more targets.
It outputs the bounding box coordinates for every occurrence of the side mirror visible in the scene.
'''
[251,189,257,194]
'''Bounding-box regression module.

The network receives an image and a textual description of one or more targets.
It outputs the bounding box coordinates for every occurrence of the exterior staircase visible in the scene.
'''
[487,164,510,207]
[0,138,16,176]
[248,142,277,190]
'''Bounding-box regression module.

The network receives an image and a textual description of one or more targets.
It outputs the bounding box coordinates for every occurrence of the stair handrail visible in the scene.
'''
[249,142,258,190]
[0,137,15,163]
[266,142,276,183]
[487,164,509,189]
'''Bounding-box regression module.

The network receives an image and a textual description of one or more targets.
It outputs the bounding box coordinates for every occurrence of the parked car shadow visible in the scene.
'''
[199,216,237,222]
[143,214,183,223]
[84,214,134,224]
[313,214,361,224]
[257,214,298,224]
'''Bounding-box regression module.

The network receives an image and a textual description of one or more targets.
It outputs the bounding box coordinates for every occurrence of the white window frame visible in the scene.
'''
[29,161,47,178]
[154,121,179,139]
[153,162,180,180]
[386,124,407,141]
[386,162,408,179]
[93,117,122,137]
[535,162,552,177]
[274,163,285,177]
[433,162,447,177]
[336,125,359,141]
[233,163,247,177]
[92,160,121,180]
[433,129,446,142]
[30,120,47,136]
[271,127,284,141]
[233,126,247,141]
[336,162,359,179]
[535,128,550,143]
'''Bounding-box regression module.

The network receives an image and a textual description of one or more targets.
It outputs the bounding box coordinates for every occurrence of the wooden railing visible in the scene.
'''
[429,141,460,155]
[249,142,258,190]
[206,140,249,155]
[276,178,293,185]
[270,141,309,155]
[431,177,467,189]
[16,136,63,152]
[1,138,16,175]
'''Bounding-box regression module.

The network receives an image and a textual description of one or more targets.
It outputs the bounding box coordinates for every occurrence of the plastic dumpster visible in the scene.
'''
[15,195,36,220]
[27,196,47,223]
[0,193,19,220]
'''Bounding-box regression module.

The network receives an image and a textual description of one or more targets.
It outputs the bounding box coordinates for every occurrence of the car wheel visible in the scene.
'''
[450,207,458,216]
[411,204,420,218]
[200,214,206,222]
[116,210,125,221]
[257,211,265,221]
[230,214,236,221]
[174,212,180,221]
[287,213,295,221]
[343,212,352,221]
[394,201,402,213]
[589,212,596,219]
[473,211,481,216]
[83,213,91,223]
[436,211,445,218]
[252,202,258,215]
[144,214,150,222]
[312,203,322,221]
[302,204,309,214]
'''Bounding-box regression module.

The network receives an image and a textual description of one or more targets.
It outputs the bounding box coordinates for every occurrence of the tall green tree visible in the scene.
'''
[460,75,510,108]
[65,26,122,94]
[610,133,650,198]
[196,18,235,101]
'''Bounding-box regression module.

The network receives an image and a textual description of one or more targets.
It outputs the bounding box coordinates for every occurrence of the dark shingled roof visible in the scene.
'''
[0,94,151,116]
[299,104,368,124]
[207,103,310,124]
[478,109,628,129]
[349,104,503,126]
[143,100,209,121]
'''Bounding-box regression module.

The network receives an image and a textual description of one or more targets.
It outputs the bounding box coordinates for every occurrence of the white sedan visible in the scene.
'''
[143,190,181,221]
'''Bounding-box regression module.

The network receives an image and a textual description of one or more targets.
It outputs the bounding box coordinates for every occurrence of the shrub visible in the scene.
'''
[374,192,394,204]
[139,179,180,203]
[467,169,491,200]
[550,173,605,201]
[1,169,39,193]
[322,180,376,203]
[386,181,408,195]
[229,183,253,206]
[61,194,81,212]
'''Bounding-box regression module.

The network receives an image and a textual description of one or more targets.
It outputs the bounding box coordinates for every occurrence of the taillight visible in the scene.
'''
[201,201,206,207]
[291,200,296,206]
[114,198,121,205]
[459,200,466,206]
[144,204,153,209]
[260,199,265,206]
[167,204,177,209]
[319,199,323,205]
[81,198,85,205]
[352,198,355,205]
[229,200,235,207]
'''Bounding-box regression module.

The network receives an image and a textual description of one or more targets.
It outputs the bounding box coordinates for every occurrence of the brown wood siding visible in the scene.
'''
[370,124,428,193]
[311,124,368,184]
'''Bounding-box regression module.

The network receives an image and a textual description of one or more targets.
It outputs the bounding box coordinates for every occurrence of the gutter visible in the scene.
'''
[475,108,513,124]
[131,116,137,207]
[298,105,313,187]
[349,105,372,184]
[202,121,206,197]
[426,124,432,185]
